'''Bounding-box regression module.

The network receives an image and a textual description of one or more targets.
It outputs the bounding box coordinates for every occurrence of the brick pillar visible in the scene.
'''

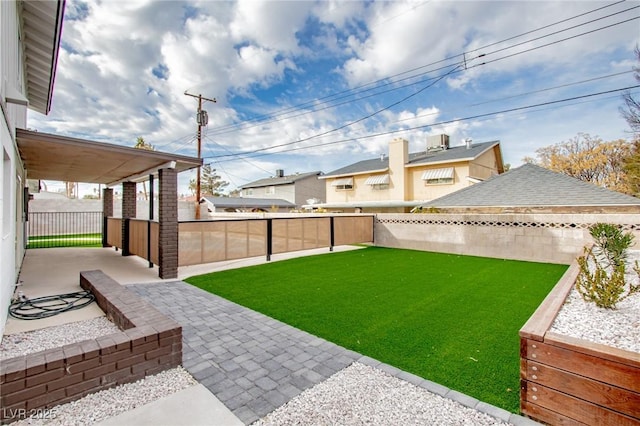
[121,181,137,256]
[102,188,113,247]
[158,168,178,278]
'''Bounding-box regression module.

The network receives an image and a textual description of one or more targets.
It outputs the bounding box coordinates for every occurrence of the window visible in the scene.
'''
[365,174,389,190]
[245,189,253,196]
[331,177,353,190]
[265,186,275,195]
[421,168,454,185]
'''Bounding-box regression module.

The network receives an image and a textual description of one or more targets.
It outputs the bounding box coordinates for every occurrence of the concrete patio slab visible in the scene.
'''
[4,245,362,335]
[97,384,243,426]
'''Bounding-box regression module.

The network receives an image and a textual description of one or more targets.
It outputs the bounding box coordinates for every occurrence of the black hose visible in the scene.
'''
[9,290,96,320]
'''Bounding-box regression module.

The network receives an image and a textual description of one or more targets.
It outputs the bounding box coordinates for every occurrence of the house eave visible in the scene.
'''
[319,168,389,180]
[22,0,65,115]
[303,200,427,209]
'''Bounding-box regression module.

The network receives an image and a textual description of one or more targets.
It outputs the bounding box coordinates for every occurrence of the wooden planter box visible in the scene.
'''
[519,263,640,425]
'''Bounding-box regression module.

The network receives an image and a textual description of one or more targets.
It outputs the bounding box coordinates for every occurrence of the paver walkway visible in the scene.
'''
[129,281,360,424]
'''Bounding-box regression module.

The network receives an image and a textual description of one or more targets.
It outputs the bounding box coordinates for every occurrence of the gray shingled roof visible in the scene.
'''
[322,141,498,177]
[422,163,640,207]
[408,141,499,166]
[202,196,295,208]
[239,171,322,189]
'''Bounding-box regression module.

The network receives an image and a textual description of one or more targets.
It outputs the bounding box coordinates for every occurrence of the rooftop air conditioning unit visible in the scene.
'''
[427,134,449,151]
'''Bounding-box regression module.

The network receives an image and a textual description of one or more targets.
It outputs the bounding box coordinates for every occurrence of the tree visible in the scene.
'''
[620,46,640,196]
[523,133,635,195]
[623,140,640,197]
[620,45,640,138]
[189,164,229,197]
[133,137,154,200]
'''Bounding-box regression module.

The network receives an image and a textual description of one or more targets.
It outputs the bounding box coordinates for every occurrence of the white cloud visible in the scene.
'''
[27,0,639,195]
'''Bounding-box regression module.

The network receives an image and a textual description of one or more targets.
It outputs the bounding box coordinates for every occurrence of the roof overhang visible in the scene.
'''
[319,167,388,179]
[16,128,202,186]
[22,0,65,115]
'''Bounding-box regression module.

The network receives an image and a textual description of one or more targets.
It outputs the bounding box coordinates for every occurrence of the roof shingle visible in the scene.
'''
[423,163,640,207]
[239,171,322,189]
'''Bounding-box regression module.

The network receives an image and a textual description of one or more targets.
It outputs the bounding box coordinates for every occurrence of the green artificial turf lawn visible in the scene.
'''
[27,233,102,248]
[186,246,568,412]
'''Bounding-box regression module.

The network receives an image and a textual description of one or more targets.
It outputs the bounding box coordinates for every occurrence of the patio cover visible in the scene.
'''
[16,128,202,185]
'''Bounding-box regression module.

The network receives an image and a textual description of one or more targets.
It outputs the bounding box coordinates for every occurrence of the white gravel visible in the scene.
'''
[550,250,640,353]
[0,317,120,360]
[12,367,197,426]
[253,362,510,426]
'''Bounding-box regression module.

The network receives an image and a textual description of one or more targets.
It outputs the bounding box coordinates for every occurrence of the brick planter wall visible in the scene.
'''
[0,270,182,423]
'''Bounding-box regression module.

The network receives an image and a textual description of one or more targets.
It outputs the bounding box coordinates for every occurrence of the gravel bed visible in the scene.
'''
[253,362,510,426]
[12,367,197,426]
[0,317,120,360]
[550,251,640,353]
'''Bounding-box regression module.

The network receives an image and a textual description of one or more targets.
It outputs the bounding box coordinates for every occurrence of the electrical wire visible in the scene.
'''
[204,1,635,136]
[207,16,639,159]
[206,85,640,162]
[9,291,96,320]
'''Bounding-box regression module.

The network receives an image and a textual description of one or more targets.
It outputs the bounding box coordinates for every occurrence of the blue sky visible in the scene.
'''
[28,0,640,197]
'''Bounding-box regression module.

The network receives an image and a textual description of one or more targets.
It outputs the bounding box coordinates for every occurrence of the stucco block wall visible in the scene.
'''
[374,213,640,264]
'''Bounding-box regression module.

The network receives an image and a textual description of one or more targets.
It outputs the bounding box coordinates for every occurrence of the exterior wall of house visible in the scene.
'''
[0,0,28,335]
[294,174,326,206]
[469,146,501,179]
[408,161,471,202]
[243,183,296,204]
[241,174,325,208]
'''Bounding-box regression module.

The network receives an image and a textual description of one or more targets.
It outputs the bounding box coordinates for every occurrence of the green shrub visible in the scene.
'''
[588,223,634,268]
[575,223,639,309]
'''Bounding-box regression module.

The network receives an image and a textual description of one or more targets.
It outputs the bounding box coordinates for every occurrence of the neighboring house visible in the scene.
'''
[201,196,295,213]
[416,163,640,213]
[238,169,325,208]
[315,135,504,213]
[1,1,64,334]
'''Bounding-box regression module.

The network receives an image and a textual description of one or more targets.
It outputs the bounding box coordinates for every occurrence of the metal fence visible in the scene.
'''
[27,212,103,248]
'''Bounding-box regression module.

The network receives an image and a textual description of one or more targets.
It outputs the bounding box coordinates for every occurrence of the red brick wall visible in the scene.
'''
[0,270,182,423]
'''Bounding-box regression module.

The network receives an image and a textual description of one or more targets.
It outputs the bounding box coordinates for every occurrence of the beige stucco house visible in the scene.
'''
[314,135,504,213]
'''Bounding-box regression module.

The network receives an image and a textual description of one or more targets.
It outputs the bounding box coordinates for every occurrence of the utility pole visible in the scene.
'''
[184,91,216,219]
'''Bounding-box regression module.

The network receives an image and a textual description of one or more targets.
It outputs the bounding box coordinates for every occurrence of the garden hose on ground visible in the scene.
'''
[9,290,95,320]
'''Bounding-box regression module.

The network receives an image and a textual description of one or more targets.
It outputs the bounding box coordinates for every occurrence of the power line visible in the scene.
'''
[211,12,639,161]
[204,1,635,136]
[205,85,640,162]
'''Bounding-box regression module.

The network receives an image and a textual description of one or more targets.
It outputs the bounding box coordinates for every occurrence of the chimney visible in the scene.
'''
[388,138,409,201]
[465,138,473,149]
[275,169,284,178]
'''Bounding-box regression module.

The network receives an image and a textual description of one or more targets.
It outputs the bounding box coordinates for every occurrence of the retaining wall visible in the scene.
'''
[519,263,640,425]
[0,271,182,423]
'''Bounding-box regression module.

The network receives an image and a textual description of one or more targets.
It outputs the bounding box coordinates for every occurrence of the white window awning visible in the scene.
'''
[365,174,390,185]
[331,177,354,186]
[421,167,454,180]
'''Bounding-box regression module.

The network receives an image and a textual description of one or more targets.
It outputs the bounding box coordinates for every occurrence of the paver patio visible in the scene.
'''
[128,282,360,424]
